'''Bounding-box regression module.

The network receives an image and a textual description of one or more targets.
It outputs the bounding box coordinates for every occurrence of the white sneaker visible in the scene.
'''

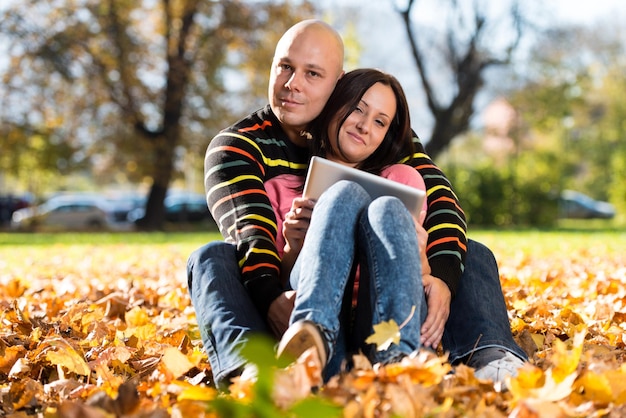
[276,320,328,366]
[239,363,258,382]
[474,351,525,385]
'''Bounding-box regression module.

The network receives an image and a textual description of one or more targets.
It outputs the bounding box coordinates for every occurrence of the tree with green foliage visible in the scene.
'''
[438,20,626,227]
[0,0,314,229]
[507,22,626,218]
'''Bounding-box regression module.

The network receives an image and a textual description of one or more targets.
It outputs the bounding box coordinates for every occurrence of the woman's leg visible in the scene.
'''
[288,180,370,377]
[357,196,426,364]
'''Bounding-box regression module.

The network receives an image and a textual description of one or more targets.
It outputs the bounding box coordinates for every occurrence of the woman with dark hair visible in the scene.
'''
[265,68,429,382]
[307,68,415,175]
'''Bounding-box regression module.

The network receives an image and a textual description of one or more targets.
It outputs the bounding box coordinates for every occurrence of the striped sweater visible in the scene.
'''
[204,105,467,316]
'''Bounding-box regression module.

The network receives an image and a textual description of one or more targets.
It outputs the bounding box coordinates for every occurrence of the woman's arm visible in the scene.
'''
[280,197,315,285]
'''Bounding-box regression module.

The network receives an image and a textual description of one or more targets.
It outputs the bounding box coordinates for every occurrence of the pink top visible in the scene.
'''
[265,164,427,258]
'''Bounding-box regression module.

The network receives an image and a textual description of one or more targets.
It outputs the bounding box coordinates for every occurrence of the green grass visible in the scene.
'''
[1,222,624,259]
[0,231,222,246]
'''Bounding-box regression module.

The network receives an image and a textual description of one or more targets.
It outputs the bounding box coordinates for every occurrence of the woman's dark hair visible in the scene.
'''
[308,68,415,175]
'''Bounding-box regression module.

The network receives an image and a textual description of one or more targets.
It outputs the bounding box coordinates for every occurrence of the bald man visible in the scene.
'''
[268,20,344,145]
[188,20,345,389]
[187,19,527,390]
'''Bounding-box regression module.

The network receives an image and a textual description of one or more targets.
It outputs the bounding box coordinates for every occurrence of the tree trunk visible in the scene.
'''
[134,0,197,230]
[135,135,176,230]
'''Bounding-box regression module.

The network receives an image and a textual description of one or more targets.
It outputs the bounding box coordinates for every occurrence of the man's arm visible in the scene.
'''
[407,137,468,298]
[204,130,284,316]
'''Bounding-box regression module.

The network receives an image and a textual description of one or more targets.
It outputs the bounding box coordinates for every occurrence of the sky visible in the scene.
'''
[2,0,624,136]
[315,0,626,138]
[548,0,626,23]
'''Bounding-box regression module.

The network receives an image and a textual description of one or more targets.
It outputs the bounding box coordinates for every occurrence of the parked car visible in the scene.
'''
[11,194,116,231]
[558,190,616,219]
[105,194,146,223]
[0,194,31,226]
[163,193,212,223]
[128,192,213,224]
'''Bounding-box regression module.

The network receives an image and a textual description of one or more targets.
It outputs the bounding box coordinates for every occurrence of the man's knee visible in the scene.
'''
[187,241,235,290]
[467,239,492,258]
[465,239,498,270]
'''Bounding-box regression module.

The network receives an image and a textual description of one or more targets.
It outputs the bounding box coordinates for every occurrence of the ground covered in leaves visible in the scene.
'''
[1,232,625,417]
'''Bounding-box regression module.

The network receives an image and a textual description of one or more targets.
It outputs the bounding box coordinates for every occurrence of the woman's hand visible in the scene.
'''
[413,210,430,275]
[282,197,315,256]
[280,198,316,285]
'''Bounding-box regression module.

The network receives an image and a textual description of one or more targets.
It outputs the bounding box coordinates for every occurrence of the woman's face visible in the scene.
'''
[328,82,397,167]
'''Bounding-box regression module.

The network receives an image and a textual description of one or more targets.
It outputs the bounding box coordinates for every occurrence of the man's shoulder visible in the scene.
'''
[220,105,283,139]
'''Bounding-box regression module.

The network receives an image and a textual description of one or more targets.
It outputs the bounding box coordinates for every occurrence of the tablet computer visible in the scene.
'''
[302,156,426,217]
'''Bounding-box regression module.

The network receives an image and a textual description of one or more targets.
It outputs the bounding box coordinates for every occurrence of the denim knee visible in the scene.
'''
[320,180,370,206]
[369,196,407,217]
[187,241,235,294]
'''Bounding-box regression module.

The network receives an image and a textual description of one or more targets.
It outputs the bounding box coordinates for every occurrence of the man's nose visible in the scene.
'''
[285,71,303,91]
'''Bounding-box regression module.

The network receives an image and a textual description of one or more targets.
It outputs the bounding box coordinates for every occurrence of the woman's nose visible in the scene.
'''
[356,117,369,133]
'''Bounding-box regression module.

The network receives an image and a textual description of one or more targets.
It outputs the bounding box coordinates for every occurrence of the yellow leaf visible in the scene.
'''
[509,364,545,391]
[161,347,194,378]
[175,382,217,402]
[574,371,613,404]
[365,319,400,351]
[125,306,151,327]
[122,323,157,341]
[530,333,545,349]
[509,368,577,404]
[46,341,90,376]
[551,330,585,382]
[604,365,626,404]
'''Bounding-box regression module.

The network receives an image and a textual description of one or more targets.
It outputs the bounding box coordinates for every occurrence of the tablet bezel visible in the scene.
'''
[302,156,426,217]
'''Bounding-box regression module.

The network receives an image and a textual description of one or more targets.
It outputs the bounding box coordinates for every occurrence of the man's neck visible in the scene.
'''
[283,126,309,148]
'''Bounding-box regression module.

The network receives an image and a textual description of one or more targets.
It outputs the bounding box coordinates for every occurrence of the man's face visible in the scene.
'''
[269,25,343,144]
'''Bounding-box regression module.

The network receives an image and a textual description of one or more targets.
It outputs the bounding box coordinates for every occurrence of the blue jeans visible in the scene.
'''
[443,239,528,364]
[287,181,426,378]
[187,194,527,389]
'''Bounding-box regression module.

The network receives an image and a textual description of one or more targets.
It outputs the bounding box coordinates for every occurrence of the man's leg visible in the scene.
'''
[187,241,270,389]
[442,239,528,379]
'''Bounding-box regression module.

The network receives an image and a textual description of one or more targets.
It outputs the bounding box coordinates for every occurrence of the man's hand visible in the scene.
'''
[413,211,451,349]
[267,290,296,338]
[420,274,451,349]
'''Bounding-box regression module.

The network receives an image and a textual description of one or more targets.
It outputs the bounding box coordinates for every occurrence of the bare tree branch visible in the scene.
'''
[397,0,526,158]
